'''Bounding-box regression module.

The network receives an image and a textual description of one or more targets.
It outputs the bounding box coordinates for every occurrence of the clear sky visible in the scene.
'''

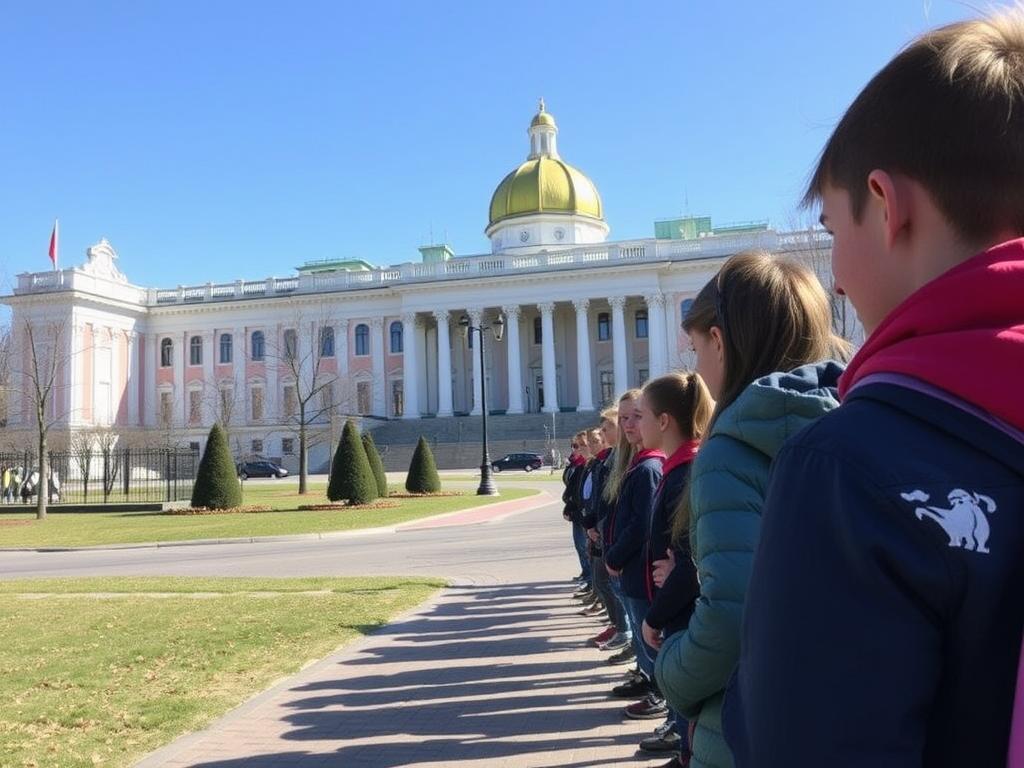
[0,0,987,291]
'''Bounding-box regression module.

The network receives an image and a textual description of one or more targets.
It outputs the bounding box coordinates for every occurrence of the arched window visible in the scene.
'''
[597,312,611,341]
[160,338,173,368]
[635,309,649,339]
[355,323,370,356]
[283,329,297,361]
[533,316,542,345]
[680,298,695,324]
[390,321,403,354]
[251,331,265,361]
[189,335,202,366]
[219,333,232,364]
[319,326,335,357]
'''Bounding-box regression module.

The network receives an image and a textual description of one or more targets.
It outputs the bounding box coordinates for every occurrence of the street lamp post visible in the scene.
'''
[459,312,505,496]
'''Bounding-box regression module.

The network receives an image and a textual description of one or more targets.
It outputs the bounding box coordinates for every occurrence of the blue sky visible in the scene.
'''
[0,0,984,290]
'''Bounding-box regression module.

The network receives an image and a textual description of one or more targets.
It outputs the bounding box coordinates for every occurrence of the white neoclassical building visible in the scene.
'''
[2,102,861,470]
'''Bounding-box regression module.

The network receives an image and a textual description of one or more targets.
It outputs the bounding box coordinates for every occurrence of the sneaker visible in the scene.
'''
[624,693,668,720]
[598,632,630,651]
[588,626,616,647]
[582,601,605,616]
[611,676,651,698]
[622,665,644,681]
[572,585,591,598]
[639,724,681,753]
[607,646,636,665]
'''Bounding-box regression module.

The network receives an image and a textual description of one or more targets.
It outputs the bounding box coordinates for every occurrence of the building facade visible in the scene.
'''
[2,103,862,470]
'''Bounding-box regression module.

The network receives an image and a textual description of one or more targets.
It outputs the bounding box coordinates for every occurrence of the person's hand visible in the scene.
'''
[587,528,599,542]
[652,549,676,588]
[606,563,620,576]
[642,619,662,650]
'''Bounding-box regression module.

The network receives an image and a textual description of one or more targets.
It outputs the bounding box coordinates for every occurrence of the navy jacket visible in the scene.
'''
[561,461,587,523]
[723,380,1024,768]
[582,449,615,532]
[645,462,699,638]
[605,455,663,599]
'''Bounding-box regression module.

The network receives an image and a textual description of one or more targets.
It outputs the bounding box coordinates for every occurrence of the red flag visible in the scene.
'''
[49,219,59,269]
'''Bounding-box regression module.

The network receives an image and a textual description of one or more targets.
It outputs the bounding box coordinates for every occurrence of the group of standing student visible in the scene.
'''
[564,9,1024,767]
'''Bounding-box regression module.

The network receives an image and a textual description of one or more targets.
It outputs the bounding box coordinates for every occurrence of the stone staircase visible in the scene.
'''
[356,412,602,471]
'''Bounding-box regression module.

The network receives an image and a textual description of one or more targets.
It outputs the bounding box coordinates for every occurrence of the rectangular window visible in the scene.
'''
[392,380,404,417]
[599,371,614,405]
[220,333,232,364]
[189,336,202,366]
[635,310,649,339]
[533,316,542,345]
[597,313,611,341]
[251,439,263,454]
[283,329,297,361]
[320,383,335,416]
[251,387,264,421]
[220,388,233,420]
[189,441,200,453]
[319,326,335,357]
[282,384,297,418]
[160,339,173,368]
[356,381,371,415]
[282,438,294,455]
[637,368,649,387]
[189,390,202,424]
[159,391,173,426]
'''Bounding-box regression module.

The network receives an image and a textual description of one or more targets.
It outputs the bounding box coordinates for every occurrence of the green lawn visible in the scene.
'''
[0,483,539,548]
[0,576,443,768]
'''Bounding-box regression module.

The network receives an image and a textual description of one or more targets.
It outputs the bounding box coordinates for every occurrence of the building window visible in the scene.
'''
[189,390,202,424]
[251,387,264,421]
[597,313,611,341]
[533,316,542,345]
[251,331,265,361]
[282,438,294,455]
[355,324,370,356]
[282,384,297,418]
[390,321,403,353]
[392,380,404,417]
[467,328,473,349]
[160,338,173,368]
[356,381,371,415]
[251,439,263,454]
[680,298,695,324]
[220,388,233,421]
[599,371,615,405]
[189,335,202,366]
[189,441,200,454]
[320,383,335,417]
[637,368,649,387]
[319,326,335,357]
[635,310,649,339]
[219,333,232,364]
[283,329,297,361]
[159,391,173,425]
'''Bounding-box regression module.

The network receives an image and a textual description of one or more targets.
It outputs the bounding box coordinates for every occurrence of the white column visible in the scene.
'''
[434,310,453,417]
[233,326,246,426]
[573,299,594,411]
[265,326,278,423]
[610,296,628,394]
[645,292,667,378]
[401,312,420,419]
[370,317,385,417]
[202,330,215,425]
[144,332,157,427]
[539,302,559,413]
[467,308,483,416]
[7,322,22,426]
[127,331,139,426]
[336,319,350,413]
[173,332,186,427]
[70,323,84,425]
[106,327,117,426]
[502,305,524,414]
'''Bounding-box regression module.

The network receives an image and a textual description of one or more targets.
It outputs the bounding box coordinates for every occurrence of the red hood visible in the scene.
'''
[629,448,666,469]
[840,238,1024,431]
[568,453,586,468]
[596,447,612,461]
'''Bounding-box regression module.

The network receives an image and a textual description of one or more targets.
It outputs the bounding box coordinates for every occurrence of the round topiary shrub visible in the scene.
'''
[191,423,242,510]
[405,436,441,494]
[327,420,378,505]
[362,431,388,497]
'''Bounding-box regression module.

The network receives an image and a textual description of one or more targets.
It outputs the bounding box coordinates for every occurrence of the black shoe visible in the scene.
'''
[607,646,636,665]
[611,676,651,698]
[639,722,681,753]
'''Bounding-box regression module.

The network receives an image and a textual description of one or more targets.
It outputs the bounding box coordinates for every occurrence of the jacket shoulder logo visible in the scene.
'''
[900,489,997,554]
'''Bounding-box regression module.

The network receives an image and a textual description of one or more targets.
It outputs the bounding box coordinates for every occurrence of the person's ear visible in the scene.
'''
[708,326,725,364]
[866,169,910,249]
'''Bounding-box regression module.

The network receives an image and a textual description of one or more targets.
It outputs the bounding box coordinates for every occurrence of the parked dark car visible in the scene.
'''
[491,452,543,473]
[237,460,288,480]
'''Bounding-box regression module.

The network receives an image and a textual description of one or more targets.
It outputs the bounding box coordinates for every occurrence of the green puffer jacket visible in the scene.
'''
[655,362,843,768]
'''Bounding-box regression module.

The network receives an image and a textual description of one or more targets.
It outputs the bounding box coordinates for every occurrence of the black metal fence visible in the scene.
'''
[0,448,198,505]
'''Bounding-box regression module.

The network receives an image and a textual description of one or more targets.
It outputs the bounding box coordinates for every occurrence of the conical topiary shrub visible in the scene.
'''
[362,432,388,498]
[191,423,242,509]
[327,420,378,505]
[405,436,441,494]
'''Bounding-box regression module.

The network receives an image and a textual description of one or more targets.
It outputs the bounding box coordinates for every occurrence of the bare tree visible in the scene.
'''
[0,323,9,428]
[70,429,96,502]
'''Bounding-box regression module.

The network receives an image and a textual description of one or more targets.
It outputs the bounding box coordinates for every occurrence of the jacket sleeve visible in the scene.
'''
[656,437,767,719]
[646,537,699,631]
[605,463,659,571]
[723,442,952,768]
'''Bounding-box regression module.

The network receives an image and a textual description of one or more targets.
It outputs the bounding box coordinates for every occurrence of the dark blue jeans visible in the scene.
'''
[624,594,657,679]
[572,522,591,585]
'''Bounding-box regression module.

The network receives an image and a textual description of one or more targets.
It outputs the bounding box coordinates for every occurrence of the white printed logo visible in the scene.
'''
[901,489,997,554]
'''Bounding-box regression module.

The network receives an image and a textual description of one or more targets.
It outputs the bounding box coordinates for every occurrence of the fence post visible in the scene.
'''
[165,451,171,502]
[102,451,109,503]
[123,449,130,499]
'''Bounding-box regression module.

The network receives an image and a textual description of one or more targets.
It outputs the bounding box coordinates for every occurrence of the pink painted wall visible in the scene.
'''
[138,335,146,425]
[348,321,372,373]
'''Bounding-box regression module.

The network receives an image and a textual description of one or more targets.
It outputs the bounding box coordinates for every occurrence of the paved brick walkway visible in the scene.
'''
[136,580,669,767]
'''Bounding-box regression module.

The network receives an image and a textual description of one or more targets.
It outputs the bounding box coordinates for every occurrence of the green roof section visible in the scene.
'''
[296,258,376,274]
[654,215,769,240]
[417,244,455,264]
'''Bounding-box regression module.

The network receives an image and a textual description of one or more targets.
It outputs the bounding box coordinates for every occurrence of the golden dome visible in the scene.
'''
[531,111,556,128]
[488,157,603,226]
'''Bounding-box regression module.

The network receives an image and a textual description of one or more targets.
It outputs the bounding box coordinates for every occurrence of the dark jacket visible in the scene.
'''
[605,454,663,599]
[722,379,1024,768]
[561,460,587,523]
[645,461,698,638]
[582,448,615,548]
